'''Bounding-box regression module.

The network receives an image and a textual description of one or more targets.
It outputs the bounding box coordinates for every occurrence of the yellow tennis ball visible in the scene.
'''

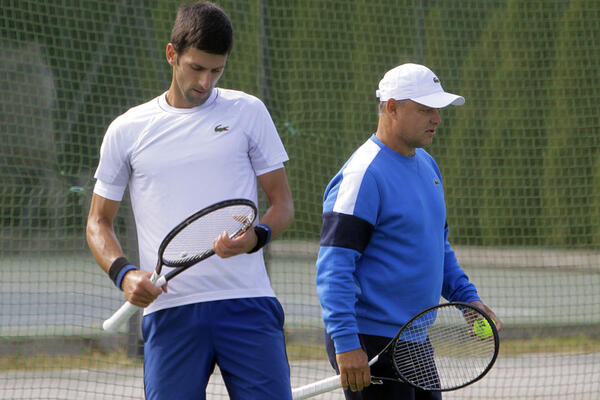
[473,319,494,339]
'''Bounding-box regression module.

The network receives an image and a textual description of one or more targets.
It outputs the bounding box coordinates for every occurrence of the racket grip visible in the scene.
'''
[102,301,140,332]
[154,275,166,287]
[292,375,341,400]
[102,271,163,332]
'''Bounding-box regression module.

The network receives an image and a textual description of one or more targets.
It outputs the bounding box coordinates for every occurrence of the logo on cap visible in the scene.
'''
[433,77,440,83]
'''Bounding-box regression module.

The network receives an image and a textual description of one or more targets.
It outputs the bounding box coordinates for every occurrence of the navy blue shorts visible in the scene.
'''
[142,297,292,400]
[325,331,442,400]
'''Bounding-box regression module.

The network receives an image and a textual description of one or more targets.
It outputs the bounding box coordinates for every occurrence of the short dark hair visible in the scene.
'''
[170,2,233,55]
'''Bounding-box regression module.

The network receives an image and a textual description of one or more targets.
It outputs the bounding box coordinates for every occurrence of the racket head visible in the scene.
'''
[157,198,257,271]
[388,302,499,391]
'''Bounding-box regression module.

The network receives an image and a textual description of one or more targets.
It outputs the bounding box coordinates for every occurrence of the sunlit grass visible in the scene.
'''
[0,350,142,371]
[286,341,327,361]
[500,334,600,355]
[2,335,598,371]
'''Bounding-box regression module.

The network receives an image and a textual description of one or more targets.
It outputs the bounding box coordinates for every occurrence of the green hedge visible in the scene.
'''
[0,0,598,249]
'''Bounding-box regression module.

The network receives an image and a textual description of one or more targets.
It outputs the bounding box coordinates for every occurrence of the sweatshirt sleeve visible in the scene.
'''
[425,151,480,304]
[441,222,481,303]
[315,168,377,353]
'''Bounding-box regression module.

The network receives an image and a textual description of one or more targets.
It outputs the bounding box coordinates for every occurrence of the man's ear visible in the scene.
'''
[385,98,398,116]
[166,43,177,66]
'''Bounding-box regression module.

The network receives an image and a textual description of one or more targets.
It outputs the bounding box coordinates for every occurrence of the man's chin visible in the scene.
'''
[186,90,211,106]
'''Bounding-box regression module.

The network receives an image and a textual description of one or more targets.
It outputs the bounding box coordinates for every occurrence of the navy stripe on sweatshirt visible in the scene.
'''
[320,211,374,253]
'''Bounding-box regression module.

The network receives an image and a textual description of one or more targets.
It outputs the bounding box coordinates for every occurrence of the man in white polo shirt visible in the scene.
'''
[86,2,294,399]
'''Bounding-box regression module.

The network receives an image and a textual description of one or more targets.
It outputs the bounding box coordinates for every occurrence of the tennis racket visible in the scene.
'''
[102,198,257,332]
[292,302,499,399]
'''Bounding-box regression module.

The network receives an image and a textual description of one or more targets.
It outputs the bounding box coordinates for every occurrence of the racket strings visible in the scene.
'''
[393,306,496,390]
[162,204,255,265]
[393,339,441,389]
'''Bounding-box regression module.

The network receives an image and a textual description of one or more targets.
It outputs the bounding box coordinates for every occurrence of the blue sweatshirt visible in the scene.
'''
[316,135,480,353]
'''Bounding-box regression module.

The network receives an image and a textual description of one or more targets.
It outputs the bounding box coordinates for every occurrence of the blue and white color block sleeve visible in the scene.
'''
[316,140,381,353]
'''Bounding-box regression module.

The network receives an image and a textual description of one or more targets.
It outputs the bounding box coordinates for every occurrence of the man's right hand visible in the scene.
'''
[336,348,371,392]
[121,269,165,307]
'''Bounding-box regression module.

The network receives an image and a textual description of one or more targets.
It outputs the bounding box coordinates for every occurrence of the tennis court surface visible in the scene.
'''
[1,244,599,399]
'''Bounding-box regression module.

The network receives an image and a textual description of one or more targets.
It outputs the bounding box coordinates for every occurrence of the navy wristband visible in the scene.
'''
[108,257,138,290]
[248,224,272,253]
[115,264,138,291]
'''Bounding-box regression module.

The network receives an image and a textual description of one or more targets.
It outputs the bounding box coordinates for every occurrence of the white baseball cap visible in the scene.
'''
[376,63,465,108]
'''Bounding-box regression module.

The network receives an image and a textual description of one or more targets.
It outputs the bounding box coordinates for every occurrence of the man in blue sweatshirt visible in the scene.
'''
[316,63,502,400]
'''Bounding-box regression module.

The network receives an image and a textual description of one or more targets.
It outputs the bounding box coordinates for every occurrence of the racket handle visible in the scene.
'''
[291,353,380,399]
[154,275,166,287]
[292,375,341,400]
[102,300,140,332]
[102,271,161,332]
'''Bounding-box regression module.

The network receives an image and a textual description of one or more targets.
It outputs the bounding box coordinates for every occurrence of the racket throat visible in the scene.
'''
[367,355,385,384]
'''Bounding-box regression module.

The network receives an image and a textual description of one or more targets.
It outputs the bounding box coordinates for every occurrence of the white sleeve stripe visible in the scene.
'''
[333,139,381,214]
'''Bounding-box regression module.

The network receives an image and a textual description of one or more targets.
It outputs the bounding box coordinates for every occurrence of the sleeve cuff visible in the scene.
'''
[93,179,127,201]
[333,333,361,354]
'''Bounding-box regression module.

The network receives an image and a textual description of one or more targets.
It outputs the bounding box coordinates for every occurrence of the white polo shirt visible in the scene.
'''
[93,88,288,314]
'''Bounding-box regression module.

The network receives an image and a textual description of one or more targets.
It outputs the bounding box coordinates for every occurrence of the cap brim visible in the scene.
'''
[412,92,465,108]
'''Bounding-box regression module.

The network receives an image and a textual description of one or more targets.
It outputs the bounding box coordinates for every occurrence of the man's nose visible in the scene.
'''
[431,109,442,125]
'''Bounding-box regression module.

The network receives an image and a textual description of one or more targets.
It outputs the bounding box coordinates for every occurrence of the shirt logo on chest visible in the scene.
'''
[433,178,440,185]
[214,124,229,133]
